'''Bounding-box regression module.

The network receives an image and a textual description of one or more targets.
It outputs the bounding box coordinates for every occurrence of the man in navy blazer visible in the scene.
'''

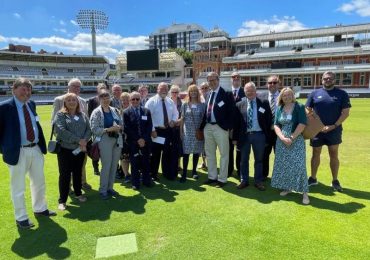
[228,72,246,178]
[201,72,235,187]
[123,91,153,189]
[233,82,272,191]
[0,78,55,229]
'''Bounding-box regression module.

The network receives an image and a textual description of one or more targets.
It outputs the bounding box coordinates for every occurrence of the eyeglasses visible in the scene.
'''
[171,92,179,94]
[232,76,240,79]
[130,98,140,101]
[323,77,334,81]
[268,81,278,85]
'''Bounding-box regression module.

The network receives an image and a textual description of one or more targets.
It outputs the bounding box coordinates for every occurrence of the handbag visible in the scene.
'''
[48,124,61,154]
[189,103,204,141]
[302,109,324,140]
[87,139,100,161]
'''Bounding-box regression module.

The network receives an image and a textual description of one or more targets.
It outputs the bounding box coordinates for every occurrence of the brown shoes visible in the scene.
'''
[237,182,249,189]
[254,183,266,191]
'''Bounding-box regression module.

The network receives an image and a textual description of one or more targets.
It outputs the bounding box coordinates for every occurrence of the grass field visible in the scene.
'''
[1,99,370,259]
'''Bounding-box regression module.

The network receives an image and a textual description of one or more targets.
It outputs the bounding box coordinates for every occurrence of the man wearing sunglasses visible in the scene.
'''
[228,72,246,178]
[123,92,153,190]
[259,75,280,180]
[306,71,351,192]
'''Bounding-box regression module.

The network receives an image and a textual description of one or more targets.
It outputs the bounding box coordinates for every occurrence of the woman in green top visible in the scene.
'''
[271,87,309,205]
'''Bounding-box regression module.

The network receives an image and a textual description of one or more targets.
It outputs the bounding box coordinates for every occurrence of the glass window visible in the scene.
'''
[360,72,366,86]
[303,75,312,86]
[342,73,352,86]
[283,76,291,87]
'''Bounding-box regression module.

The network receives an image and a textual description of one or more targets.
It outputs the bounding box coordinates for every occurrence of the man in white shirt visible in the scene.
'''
[145,82,179,181]
[202,72,235,187]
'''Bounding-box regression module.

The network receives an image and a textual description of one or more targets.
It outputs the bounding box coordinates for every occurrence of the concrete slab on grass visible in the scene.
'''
[95,233,138,258]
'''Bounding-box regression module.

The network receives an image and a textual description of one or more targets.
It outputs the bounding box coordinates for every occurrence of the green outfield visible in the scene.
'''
[0,99,369,259]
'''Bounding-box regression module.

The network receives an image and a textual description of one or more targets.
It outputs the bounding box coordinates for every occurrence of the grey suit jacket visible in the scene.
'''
[51,94,87,123]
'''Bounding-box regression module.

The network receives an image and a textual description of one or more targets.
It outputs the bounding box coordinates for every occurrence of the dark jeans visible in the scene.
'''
[129,145,151,187]
[263,130,277,178]
[240,132,266,184]
[228,139,241,176]
[57,147,85,203]
[150,128,179,180]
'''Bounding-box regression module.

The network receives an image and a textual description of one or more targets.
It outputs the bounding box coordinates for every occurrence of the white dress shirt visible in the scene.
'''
[145,94,178,128]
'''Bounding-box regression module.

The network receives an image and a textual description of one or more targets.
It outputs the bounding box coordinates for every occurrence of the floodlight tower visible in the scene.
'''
[76,10,109,56]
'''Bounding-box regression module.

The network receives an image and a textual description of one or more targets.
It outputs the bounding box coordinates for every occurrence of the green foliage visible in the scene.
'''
[167,48,193,65]
[1,100,370,259]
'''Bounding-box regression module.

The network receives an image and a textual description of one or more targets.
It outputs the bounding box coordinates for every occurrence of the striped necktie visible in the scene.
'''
[270,95,276,122]
[247,100,253,130]
[23,104,35,142]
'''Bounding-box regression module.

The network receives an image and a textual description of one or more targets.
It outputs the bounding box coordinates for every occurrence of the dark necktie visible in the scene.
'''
[207,91,215,122]
[234,89,238,100]
[135,107,141,136]
[162,99,169,127]
[23,104,35,142]
[247,100,253,130]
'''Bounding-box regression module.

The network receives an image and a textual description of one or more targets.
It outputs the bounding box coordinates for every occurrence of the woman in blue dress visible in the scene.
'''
[271,87,309,205]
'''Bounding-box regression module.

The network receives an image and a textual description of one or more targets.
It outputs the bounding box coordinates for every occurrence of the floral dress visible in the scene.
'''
[271,110,309,193]
[181,102,205,154]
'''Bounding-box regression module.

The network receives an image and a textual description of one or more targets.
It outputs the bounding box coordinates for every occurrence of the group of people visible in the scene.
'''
[0,70,351,229]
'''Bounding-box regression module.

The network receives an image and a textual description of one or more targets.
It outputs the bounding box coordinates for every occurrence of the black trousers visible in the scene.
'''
[130,144,151,187]
[150,128,178,180]
[228,139,241,177]
[262,130,277,178]
[57,147,85,203]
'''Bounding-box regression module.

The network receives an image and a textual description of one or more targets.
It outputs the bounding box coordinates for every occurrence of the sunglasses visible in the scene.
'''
[323,78,334,81]
[131,98,140,101]
[268,81,278,85]
[171,92,179,94]
[232,76,240,79]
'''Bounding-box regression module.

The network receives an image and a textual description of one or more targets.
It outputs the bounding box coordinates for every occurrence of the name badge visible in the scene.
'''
[141,115,147,120]
[258,107,265,113]
[191,104,197,109]
[35,116,40,122]
[74,115,79,121]
[134,153,139,157]
[95,136,102,142]
[186,108,191,113]
[287,114,292,120]
[218,101,225,107]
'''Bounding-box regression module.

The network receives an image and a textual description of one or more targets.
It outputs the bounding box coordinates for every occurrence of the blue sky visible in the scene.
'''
[1,0,370,62]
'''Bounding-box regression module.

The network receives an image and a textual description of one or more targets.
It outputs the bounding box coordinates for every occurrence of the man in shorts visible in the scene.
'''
[306,71,351,192]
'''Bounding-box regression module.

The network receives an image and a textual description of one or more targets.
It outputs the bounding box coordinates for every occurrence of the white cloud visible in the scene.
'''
[53,28,67,34]
[59,20,66,26]
[237,16,307,36]
[0,32,148,62]
[13,13,21,19]
[337,0,370,16]
[70,20,78,26]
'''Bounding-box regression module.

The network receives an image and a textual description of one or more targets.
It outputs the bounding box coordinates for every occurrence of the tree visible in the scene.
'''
[168,48,193,65]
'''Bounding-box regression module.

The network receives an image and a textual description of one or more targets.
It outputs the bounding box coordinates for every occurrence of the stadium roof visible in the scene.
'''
[0,51,109,64]
[150,23,207,35]
[232,23,370,44]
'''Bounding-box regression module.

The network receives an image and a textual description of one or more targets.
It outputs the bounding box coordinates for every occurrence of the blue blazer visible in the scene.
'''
[0,97,47,165]
[123,106,153,153]
[201,87,236,131]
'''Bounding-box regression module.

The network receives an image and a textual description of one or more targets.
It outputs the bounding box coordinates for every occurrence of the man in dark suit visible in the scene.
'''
[87,83,107,175]
[0,78,56,229]
[258,75,280,180]
[228,72,246,177]
[233,82,272,191]
[201,72,235,187]
[124,92,153,189]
